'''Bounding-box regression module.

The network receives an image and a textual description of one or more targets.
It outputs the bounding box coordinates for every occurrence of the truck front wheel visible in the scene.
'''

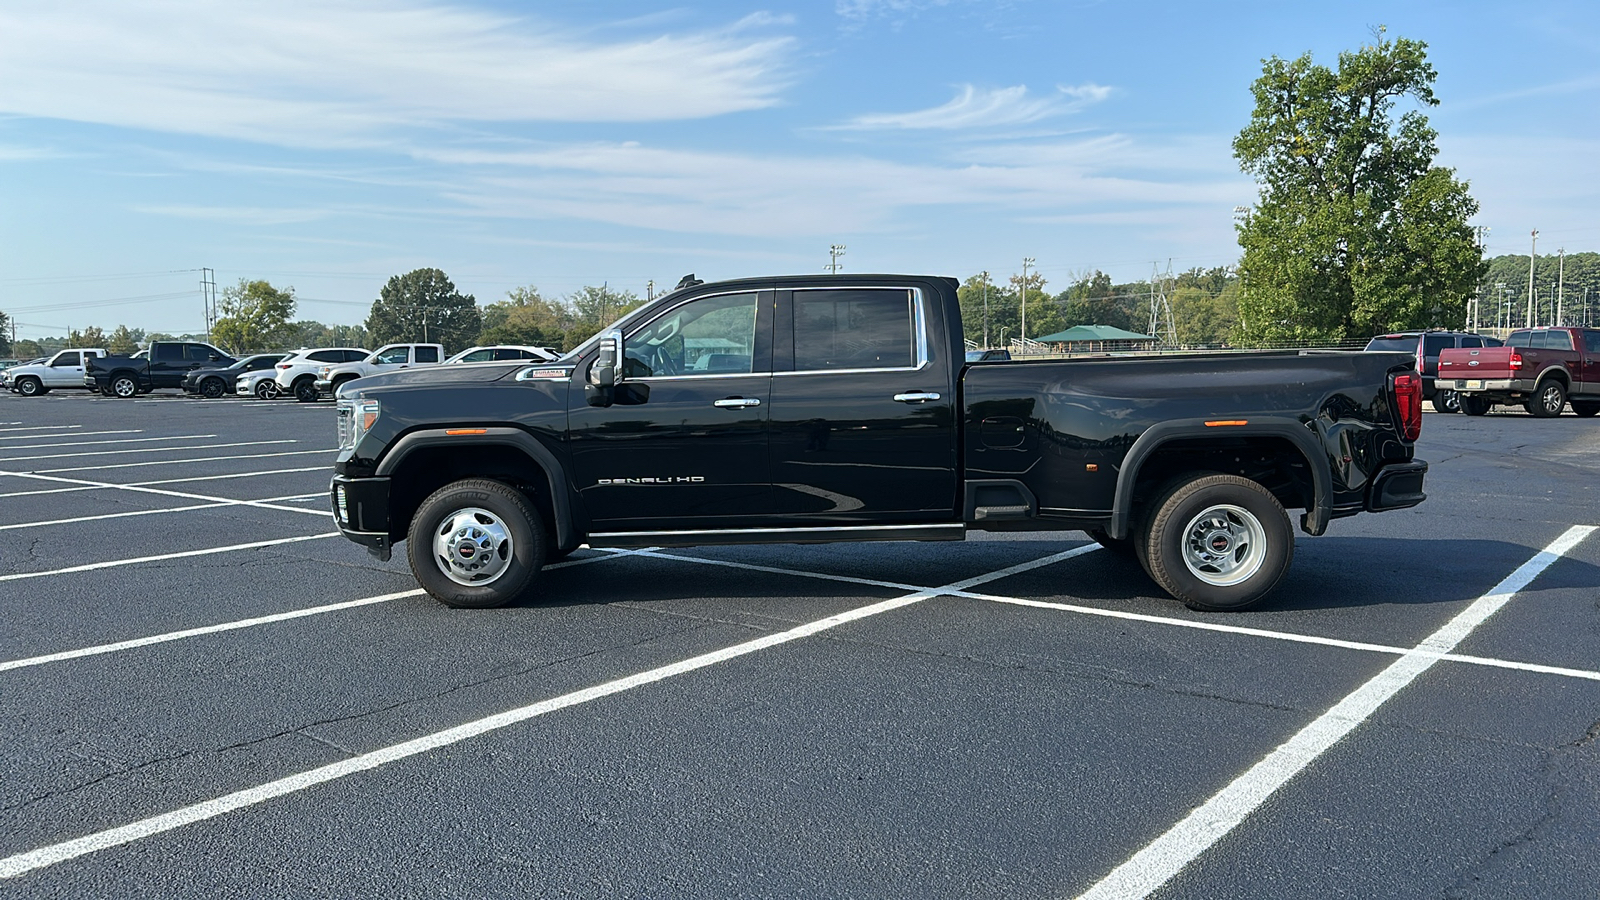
[406,478,546,609]
[1136,474,1292,612]
[15,376,45,396]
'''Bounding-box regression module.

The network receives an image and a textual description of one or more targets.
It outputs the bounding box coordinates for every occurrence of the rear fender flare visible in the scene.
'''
[375,427,576,550]
[1109,417,1332,539]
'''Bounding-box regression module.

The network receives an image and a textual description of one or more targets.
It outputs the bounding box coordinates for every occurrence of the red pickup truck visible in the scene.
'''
[1436,326,1600,417]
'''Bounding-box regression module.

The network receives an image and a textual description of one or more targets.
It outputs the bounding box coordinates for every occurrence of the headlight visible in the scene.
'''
[337,398,380,450]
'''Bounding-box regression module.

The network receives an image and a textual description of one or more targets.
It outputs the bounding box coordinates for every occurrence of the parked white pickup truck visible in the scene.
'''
[312,343,444,400]
[3,348,107,396]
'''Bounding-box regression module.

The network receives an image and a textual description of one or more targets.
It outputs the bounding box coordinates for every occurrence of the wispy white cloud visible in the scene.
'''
[828,84,1111,131]
[408,134,1247,238]
[132,205,333,226]
[0,1,793,148]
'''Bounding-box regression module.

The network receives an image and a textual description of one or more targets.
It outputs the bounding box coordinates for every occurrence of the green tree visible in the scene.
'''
[14,339,42,359]
[366,269,481,354]
[107,324,140,354]
[71,326,108,348]
[1233,32,1486,343]
[0,310,10,356]
[212,279,297,353]
[481,286,574,350]
[1056,271,1133,332]
[956,272,1010,348]
[1481,252,1600,328]
[563,284,645,348]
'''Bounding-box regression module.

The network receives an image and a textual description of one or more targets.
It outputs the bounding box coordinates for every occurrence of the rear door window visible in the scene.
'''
[1460,337,1482,349]
[1507,331,1534,348]
[308,350,342,363]
[793,288,916,371]
[415,346,440,363]
[342,350,367,362]
[153,343,183,362]
[1585,331,1600,354]
[1544,330,1573,351]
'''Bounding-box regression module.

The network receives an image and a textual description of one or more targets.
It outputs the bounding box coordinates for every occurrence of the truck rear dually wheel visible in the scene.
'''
[407,478,545,609]
[1137,473,1292,612]
[110,374,139,398]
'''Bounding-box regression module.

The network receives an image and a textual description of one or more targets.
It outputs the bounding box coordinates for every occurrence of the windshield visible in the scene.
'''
[1364,337,1416,353]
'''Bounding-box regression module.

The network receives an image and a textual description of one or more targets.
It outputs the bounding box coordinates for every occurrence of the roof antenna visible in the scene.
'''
[674,273,703,291]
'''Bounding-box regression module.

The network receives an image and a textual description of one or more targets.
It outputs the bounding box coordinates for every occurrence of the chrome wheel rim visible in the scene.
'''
[18,379,39,396]
[432,507,514,586]
[1181,504,1266,587]
[256,380,277,399]
[112,378,136,397]
[1542,386,1562,413]
[1439,390,1459,412]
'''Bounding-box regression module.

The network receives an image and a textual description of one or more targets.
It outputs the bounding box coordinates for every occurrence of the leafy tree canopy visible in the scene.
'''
[107,324,140,354]
[366,268,481,354]
[1233,31,1485,342]
[212,279,297,354]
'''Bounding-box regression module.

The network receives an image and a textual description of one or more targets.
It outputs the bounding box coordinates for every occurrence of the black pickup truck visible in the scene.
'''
[331,274,1427,612]
[86,341,236,397]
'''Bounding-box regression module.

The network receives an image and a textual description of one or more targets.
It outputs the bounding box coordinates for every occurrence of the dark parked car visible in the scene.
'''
[182,353,290,398]
[965,348,1011,362]
[1364,331,1503,413]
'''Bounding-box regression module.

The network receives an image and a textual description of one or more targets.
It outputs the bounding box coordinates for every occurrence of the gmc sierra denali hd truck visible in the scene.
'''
[331,274,1427,612]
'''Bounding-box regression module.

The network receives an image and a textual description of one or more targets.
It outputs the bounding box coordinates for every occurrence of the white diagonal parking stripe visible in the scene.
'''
[0,544,1090,879]
[0,429,138,441]
[0,439,287,462]
[0,551,632,674]
[1073,524,1597,900]
[0,470,332,516]
[0,533,341,583]
[34,448,335,473]
[0,493,330,532]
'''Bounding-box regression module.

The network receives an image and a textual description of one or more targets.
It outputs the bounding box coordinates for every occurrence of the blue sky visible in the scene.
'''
[2,0,1597,339]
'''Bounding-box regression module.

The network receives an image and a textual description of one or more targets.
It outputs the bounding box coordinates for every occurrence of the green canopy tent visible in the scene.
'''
[1035,324,1157,351]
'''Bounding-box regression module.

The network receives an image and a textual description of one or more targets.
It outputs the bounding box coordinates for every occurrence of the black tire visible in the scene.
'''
[293,378,320,403]
[1571,400,1600,418]
[1137,474,1293,612]
[1086,528,1137,557]
[109,373,140,399]
[255,379,280,400]
[407,478,546,609]
[1430,389,1460,414]
[331,375,358,397]
[15,376,44,397]
[1460,394,1491,416]
[200,377,227,399]
[1528,380,1566,418]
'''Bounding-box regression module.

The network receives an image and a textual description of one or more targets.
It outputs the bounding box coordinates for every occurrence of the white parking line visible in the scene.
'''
[0,466,328,499]
[0,425,84,433]
[0,533,342,583]
[0,470,331,516]
[0,429,140,442]
[36,447,335,473]
[0,545,1088,879]
[1073,524,1597,900]
[0,439,290,462]
[0,552,631,674]
[956,590,1600,684]
[0,493,329,532]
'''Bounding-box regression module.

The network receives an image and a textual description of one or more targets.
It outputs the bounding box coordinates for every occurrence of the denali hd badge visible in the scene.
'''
[598,476,706,485]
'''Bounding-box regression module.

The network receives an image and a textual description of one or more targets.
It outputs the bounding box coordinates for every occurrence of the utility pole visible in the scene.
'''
[972,265,985,347]
[827,244,846,274]
[1020,257,1035,348]
[1526,230,1538,327]
[1557,248,1565,326]
[1471,226,1490,332]
[647,279,655,302]
[200,267,217,342]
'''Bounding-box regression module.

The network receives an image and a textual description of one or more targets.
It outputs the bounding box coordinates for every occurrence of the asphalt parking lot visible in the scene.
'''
[0,389,1596,899]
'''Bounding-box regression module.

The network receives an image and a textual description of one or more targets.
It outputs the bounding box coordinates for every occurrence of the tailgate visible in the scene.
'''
[1436,347,1515,382]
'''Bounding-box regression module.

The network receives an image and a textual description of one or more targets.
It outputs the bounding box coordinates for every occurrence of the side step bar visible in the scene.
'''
[587,523,966,549]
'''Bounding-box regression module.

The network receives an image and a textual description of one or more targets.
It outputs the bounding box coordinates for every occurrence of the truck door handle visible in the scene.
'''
[713,397,761,409]
[893,392,941,403]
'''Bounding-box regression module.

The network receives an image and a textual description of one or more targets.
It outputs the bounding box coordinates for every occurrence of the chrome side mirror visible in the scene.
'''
[589,329,622,388]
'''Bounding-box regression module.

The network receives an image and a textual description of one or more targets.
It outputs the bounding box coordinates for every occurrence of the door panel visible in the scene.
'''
[568,289,775,531]
[767,287,957,522]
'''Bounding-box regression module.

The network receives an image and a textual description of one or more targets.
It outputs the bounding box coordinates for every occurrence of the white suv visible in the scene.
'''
[272,347,369,402]
[313,343,444,398]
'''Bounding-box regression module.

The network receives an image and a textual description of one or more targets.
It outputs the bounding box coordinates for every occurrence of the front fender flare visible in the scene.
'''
[375,427,577,551]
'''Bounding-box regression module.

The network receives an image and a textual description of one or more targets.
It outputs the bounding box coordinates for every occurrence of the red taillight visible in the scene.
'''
[1392,372,1422,442]
[276,363,291,370]
[1508,352,1522,370]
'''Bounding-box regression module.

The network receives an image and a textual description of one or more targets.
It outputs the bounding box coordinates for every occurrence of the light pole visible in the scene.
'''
[980,270,990,347]
[1020,257,1035,348]
[828,244,847,274]
[1526,230,1538,327]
